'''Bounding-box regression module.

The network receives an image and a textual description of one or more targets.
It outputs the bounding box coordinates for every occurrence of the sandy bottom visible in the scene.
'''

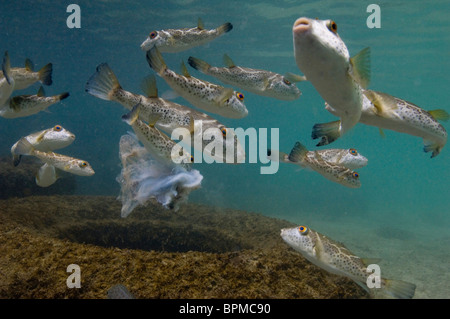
[275,211,449,299]
[0,195,367,299]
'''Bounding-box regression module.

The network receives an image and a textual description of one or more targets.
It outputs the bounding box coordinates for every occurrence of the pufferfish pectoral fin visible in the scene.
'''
[35,130,47,143]
[147,113,162,128]
[349,47,371,89]
[363,90,398,117]
[339,110,361,136]
[214,88,234,106]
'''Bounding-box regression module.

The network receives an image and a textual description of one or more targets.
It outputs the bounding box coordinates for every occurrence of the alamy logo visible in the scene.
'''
[66,264,81,288]
[170,120,280,174]
[366,4,381,29]
[366,264,381,289]
[66,4,81,29]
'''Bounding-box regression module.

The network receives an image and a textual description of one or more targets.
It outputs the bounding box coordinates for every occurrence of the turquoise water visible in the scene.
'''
[1,1,449,298]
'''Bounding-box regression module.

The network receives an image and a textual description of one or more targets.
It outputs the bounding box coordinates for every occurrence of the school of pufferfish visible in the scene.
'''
[2,16,448,299]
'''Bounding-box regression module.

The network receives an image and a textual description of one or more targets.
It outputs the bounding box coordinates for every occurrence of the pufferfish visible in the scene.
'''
[146,46,248,119]
[0,86,69,119]
[271,141,362,188]
[13,138,94,176]
[269,145,368,170]
[85,63,246,164]
[10,58,52,90]
[293,17,371,140]
[281,224,416,299]
[11,124,75,166]
[121,102,193,169]
[140,18,233,53]
[188,54,306,101]
[312,90,449,158]
[0,51,15,107]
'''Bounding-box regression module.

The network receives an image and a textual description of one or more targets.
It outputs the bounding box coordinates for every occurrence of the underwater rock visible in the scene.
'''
[0,156,76,199]
[0,195,368,299]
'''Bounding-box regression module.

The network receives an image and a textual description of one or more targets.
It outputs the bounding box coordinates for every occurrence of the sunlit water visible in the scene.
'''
[0,0,448,298]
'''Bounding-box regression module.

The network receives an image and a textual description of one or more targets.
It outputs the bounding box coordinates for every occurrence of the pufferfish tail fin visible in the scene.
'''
[216,22,233,35]
[12,154,22,167]
[381,279,416,299]
[288,142,308,163]
[85,63,121,101]
[2,51,12,85]
[38,63,53,86]
[423,140,443,158]
[187,56,211,74]
[311,120,341,146]
[13,138,35,156]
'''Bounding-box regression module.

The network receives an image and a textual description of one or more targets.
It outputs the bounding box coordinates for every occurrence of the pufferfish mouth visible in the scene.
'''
[293,17,311,33]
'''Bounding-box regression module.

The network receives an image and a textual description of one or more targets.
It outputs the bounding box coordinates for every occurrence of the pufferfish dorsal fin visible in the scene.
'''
[140,74,158,98]
[2,51,12,85]
[428,109,450,122]
[25,58,34,71]
[284,72,307,83]
[37,86,45,97]
[197,18,204,30]
[363,90,398,116]
[349,47,371,89]
[180,61,191,77]
[189,114,195,134]
[361,258,382,266]
[223,54,236,68]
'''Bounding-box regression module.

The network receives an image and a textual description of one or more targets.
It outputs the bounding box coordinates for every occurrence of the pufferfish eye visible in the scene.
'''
[220,127,227,137]
[149,31,158,39]
[236,92,244,101]
[298,226,309,235]
[80,161,88,168]
[283,78,292,85]
[53,125,62,132]
[352,172,359,178]
[327,20,338,34]
[349,148,358,156]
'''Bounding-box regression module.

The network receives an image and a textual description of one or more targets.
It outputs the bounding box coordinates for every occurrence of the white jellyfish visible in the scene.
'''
[116,132,203,217]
